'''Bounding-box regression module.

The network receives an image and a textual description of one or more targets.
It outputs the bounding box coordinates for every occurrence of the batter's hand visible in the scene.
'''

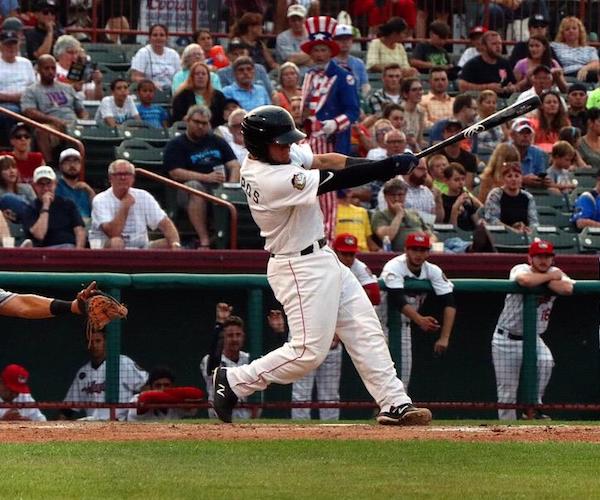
[390,153,419,176]
[417,315,440,332]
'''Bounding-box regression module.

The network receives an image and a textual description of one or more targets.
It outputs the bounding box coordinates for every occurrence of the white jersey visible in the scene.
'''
[381,253,454,309]
[0,393,46,422]
[64,355,148,421]
[290,142,314,169]
[240,156,324,254]
[351,258,378,287]
[126,393,194,421]
[496,263,573,335]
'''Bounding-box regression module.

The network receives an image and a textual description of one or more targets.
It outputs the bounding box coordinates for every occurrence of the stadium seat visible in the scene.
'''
[533,226,579,254]
[168,121,187,138]
[536,206,573,230]
[96,64,125,84]
[212,185,262,249]
[121,121,170,146]
[486,225,530,253]
[432,223,472,244]
[115,138,164,171]
[529,189,570,210]
[577,227,600,253]
[573,170,597,189]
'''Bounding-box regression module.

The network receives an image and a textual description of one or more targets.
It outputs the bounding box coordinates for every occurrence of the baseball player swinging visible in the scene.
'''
[492,240,574,420]
[212,104,432,425]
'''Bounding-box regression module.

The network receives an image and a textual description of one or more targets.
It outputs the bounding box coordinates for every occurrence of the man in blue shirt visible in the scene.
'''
[333,24,369,99]
[571,169,600,230]
[222,56,271,113]
[218,41,273,98]
[510,118,549,190]
[55,148,94,221]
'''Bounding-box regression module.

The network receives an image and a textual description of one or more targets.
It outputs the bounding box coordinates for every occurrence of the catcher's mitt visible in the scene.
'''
[77,283,128,344]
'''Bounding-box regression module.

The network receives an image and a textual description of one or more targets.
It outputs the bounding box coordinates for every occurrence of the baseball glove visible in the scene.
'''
[76,282,128,344]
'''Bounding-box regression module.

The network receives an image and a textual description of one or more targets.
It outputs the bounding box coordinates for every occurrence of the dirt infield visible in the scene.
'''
[2,422,600,443]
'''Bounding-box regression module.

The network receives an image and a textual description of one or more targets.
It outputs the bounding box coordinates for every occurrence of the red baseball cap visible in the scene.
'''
[529,240,555,257]
[1,364,30,393]
[333,233,358,253]
[405,232,431,249]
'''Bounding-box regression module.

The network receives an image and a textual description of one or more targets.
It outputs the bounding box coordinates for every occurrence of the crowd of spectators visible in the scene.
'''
[0,3,597,251]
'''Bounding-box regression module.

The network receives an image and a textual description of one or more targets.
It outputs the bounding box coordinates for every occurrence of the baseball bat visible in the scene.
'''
[415,94,541,159]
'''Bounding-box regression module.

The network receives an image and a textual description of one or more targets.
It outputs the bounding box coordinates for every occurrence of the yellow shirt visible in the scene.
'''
[335,203,372,251]
[366,38,410,71]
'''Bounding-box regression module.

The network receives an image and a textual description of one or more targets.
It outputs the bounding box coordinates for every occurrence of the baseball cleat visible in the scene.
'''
[212,367,238,423]
[376,404,432,426]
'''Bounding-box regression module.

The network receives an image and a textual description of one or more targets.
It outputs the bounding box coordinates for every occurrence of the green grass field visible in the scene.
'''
[3,430,600,499]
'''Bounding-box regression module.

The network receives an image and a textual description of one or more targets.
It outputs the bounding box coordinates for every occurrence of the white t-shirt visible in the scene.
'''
[228,140,248,165]
[240,155,324,254]
[0,393,46,421]
[64,355,148,421]
[95,95,139,125]
[0,56,35,94]
[89,187,167,248]
[131,45,181,90]
[367,147,387,161]
[496,263,574,335]
[350,257,378,287]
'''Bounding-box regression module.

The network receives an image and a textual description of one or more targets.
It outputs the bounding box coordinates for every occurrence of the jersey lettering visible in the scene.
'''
[241,176,260,204]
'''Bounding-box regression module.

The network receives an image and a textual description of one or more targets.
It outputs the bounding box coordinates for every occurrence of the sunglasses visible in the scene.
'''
[13,134,30,140]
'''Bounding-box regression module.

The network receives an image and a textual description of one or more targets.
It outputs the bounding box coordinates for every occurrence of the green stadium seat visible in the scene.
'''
[212,185,262,249]
[533,227,579,254]
[486,225,530,253]
[536,206,573,230]
[115,138,164,171]
[573,170,597,189]
[121,121,170,146]
[168,121,187,138]
[577,227,600,253]
[432,223,473,243]
[529,189,570,210]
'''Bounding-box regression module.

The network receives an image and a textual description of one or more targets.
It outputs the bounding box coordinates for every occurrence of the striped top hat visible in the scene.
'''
[301,16,340,57]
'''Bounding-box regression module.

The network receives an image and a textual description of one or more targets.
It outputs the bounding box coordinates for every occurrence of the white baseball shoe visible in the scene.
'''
[376,404,432,426]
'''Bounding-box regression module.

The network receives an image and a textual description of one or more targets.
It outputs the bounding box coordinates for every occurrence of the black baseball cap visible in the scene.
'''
[444,118,462,131]
[528,14,549,27]
[568,82,588,94]
[9,122,30,138]
[0,30,18,43]
[34,0,56,11]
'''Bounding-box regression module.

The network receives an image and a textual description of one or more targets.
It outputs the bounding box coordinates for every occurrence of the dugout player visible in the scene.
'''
[380,232,456,390]
[492,240,574,420]
[212,105,432,426]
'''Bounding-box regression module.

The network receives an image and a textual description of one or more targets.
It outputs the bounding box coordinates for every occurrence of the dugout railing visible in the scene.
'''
[1,272,599,420]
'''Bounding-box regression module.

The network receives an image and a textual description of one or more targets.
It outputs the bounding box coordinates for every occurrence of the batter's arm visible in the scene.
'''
[311,153,350,170]
[0,294,79,318]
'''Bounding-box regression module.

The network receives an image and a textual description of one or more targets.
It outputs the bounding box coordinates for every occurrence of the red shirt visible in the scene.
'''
[9,152,45,183]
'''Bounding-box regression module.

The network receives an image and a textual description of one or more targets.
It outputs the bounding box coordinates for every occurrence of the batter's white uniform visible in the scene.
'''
[381,254,454,390]
[492,263,573,420]
[0,393,46,421]
[201,351,252,420]
[64,355,148,421]
[226,155,412,414]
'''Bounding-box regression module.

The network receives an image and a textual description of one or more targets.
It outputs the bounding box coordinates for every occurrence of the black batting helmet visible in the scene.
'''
[241,105,306,163]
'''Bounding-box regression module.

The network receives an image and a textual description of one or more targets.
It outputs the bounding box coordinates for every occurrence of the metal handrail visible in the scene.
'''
[135,168,238,249]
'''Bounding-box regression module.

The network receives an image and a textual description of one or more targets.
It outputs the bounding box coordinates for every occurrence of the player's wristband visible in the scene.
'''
[50,299,73,316]
[40,208,50,213]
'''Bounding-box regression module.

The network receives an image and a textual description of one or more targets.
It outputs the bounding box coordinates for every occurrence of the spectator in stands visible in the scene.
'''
[428,94,477,146]
[23,165,86,248]
[0,155,35,228]
[457,25,486,69]
[95,79,140,127]
[365,17,417,78]
[551,17,599,82]
[25,0,63,61]
[0,3,18,17]
[516,65,567,109]
[440,120,478,189]
[567,83,589,134]
[171,43,222,95]
[400,78,426,149]
[62,329,147,421]
[578,108,600,169]
[477,143,521,203]
[136,80,169,129]
[21,55,87,163]
[372,178,432,252]
[89,159,181,250]
[53,35,103,101]
[441,163,482,231]
[200,305,252,420]
[559,126,590,169]
[474,90,508,156]
[163,105,240,249]
[194,29,229,71]
[214,98,242,141]
[508,15,556,68]
[352,0,416,37]
[7,123,44,183]
[222,56,271,112]
[458,31,519,96]
[130,24,181,91]
[172,61,227,128]
[365,63,402,128]
[275,4,310,71]
[409,22,456,78]
[224,108,248,164]
[365,119,393,161]
[271,62,302,112]
[0,364,46,422]
[588,86,600,110]
[484,162,539,234]
[546,141,577,194]
[217,38,273,97]
[571,167,600,229]
[55,148,94,222]
[509,118,549,188]
[231,12,278,72]
[512,35,565,91]
[0,27,36,145]
[383,102,406,131]
[531,90,570,152]
[333,23,369,98]
[403,158,443,224]
[428,154,450,194]
[335,189,376,252]
[420,68,454,129]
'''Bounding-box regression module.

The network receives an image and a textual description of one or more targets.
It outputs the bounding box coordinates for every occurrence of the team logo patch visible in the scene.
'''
[346,74,355,86]
[292,173,307,190]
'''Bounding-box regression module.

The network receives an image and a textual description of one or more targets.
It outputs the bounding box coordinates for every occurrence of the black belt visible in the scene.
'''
[270,238,327,258]
[497,328,522,341]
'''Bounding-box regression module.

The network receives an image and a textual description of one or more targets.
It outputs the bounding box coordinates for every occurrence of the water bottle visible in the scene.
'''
[382,236,392,252]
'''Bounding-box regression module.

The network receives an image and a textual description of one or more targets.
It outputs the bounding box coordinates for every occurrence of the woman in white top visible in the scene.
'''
[95,79,140,127]
[130,24,181,91]
[551,17,599,82]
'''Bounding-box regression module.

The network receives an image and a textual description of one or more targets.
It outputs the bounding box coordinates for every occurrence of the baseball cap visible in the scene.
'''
[1,17,23,32]
[333,233,358,253]
[33,165,56,183]
[59,148,81,163]
[568,82,588,94]
[1,364,31,394]
[334,24,354,39]
[34,0,56,10]
[531,64,552,76]
[468,26,487,38]
[529,240,555,256]
[528,14,549,27]
[287,4,307,18]
[511,118,534,133]
[405,232,432,249]
[9,122,29,138]
[444,118,463,131]
[0,30,18,43]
